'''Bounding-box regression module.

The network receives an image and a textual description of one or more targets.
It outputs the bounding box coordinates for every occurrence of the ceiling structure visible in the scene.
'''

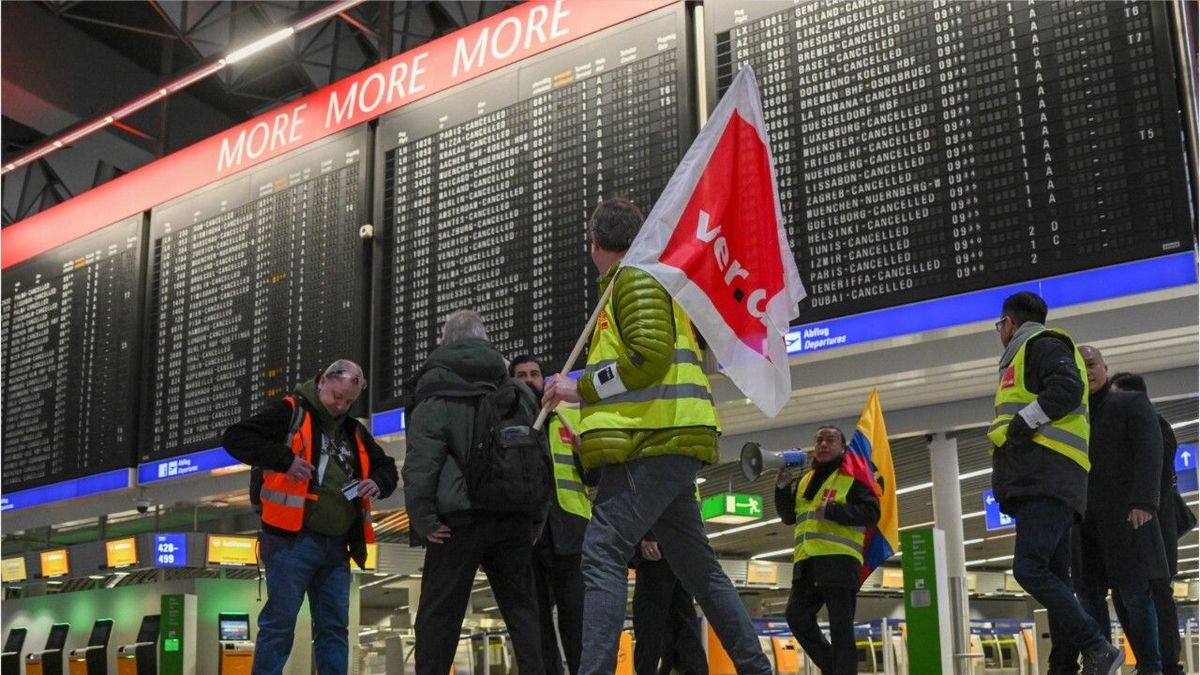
[1,0,520,225]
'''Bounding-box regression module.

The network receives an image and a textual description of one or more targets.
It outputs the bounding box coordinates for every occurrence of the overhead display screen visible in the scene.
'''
[141,129,369,461]
[1,216,143,492]
[374,4,693,410]
[706,0,1193,323]
[105,537,139,568]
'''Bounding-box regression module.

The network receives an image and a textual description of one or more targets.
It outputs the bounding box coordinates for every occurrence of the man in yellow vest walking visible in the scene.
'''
[989,292,1121,675]
[511,354,590,675]
[542,197,772,675]
[775,425,879,675]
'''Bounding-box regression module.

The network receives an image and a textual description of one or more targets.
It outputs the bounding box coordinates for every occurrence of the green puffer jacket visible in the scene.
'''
[576,264,720,470]
[402,338,546,539]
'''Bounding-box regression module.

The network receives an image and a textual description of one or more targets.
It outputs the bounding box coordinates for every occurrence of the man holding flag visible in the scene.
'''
[541,66,801,675]
[774,389,895,675]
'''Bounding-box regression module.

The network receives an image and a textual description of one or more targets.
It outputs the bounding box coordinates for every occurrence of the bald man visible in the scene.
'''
[1076,346,1168,675]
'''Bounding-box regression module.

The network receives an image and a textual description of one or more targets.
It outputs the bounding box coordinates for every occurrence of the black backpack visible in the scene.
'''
[440,379,553,513]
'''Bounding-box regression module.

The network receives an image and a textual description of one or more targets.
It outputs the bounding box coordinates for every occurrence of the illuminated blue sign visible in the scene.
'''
[787,253,1196,356]
[982,489,1015,531]
[371,408,406,436]
[1177,444,1197,494]
[154,533,188,568]
[0,469,130,511]
[137,447,239,485]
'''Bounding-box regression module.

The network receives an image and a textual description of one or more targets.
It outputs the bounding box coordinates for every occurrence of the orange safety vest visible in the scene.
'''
[259,395,376,544]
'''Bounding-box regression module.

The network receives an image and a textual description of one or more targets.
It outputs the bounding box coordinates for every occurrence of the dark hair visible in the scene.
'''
[1110,371,1148,394]
[589,197,644,253]
[814,424,848,447]
[508,354,544,378]
[1001,291,1048,326]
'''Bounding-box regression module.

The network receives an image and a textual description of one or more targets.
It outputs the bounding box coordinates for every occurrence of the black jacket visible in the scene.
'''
[991,332,1089,518]
[223,395,399,567]
[776,453,881,589]
[1081,386,1168,584]
[1154,416,1182,573]
[402,339,547,541]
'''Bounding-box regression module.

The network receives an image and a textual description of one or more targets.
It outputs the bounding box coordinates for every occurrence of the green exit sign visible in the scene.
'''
[701,493,763,524]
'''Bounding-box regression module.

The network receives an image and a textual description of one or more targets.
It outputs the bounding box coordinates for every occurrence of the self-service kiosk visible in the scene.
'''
[25,623,69,675]
[66,619,113,675]
[2,627,27,675]
[216,613,253,675]
[115,615,159,675]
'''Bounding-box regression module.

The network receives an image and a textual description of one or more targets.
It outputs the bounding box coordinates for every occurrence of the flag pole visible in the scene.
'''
[532,275,616,431]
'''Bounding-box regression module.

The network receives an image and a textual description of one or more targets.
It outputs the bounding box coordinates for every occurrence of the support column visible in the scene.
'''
[928,432,972,674]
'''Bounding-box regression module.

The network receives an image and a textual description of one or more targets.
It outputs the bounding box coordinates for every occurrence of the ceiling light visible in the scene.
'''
[962,511,985,520]
[1177,557,1199,565]
[964,538,985,545]
[896,482,933,496]
[750,547,794,560]
[695,477,707,485]
[1171,418,1198,430]
[225,28,295,65]
[708,518,781,540]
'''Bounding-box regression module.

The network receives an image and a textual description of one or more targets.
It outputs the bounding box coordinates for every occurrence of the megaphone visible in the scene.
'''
[739,442,808,482]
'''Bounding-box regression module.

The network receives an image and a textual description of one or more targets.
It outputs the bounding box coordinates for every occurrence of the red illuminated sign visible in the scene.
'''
[2,0,674,269]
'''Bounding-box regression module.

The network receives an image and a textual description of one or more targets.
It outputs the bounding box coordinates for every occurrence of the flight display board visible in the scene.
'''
[142,129,369,461]
[706,0,1193,322]
[374,4,692,409]
[1,216,143,492]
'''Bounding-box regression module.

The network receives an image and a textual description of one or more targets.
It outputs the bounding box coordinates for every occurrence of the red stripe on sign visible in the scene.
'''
[2,0,675,269]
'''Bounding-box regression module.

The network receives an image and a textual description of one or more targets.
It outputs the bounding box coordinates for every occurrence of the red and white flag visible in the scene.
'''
[621,66,804,418]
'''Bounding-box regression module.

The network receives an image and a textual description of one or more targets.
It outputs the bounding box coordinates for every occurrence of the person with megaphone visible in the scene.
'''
[773,425,880,675]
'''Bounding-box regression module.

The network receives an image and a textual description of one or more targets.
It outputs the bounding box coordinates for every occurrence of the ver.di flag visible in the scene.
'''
[844,388,900,583]
[620,66,805,418]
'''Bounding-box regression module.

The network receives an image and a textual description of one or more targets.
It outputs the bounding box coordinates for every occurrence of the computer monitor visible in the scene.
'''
[87,619,113,647]
[44,623,69,651]
[136,615,160,644]
[217,614,250,642]
[3,627,26,653]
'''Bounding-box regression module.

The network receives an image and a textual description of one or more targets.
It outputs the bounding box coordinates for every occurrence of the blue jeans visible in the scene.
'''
[1010,499,1105,655]
[579,455,771,675]
[254,529,352,675]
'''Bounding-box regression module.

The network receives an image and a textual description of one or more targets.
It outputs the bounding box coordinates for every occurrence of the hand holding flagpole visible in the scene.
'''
[533,278,615,431]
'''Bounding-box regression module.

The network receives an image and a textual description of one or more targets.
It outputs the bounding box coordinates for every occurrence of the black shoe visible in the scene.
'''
[1080,643,1121,675]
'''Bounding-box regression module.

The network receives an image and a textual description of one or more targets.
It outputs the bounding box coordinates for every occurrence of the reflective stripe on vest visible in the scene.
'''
[793,470,866,564]
[260,396,377,544]
[577,274,719,434]
[986,328,1091,471]
[548,408,591,520]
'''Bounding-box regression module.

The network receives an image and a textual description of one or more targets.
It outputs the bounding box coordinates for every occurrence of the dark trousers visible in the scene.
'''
[1009,498,1105,657]
[632,559,708,675]
[1113,579,1181,675]
[413,516,544,675]
[1078,579,1161,672]
[533,543,584,675]
[784,567,857,675]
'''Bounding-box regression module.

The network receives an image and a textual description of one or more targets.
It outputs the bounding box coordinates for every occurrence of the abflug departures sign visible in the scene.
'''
[373,3,693,410]
[707,0,1193,323]
[1,216,144,492]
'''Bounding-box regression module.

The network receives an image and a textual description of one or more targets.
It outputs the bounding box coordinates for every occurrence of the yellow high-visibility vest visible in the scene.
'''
[986,328,1090,471]
[547,407,591,520]
[577,274,718,434]
[793,469,865,564]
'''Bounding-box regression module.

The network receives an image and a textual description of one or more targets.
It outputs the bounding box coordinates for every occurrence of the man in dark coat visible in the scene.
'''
[1077,346,1168,675]
[403,310,548,675]
[1110,371,1182,675]
[989,292,1120,675]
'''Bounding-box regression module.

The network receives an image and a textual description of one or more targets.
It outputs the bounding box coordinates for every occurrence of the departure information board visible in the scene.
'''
[707,0,1193,322]
[142,130,369,460]
[2,216,143,491]
[375,5,691,409]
